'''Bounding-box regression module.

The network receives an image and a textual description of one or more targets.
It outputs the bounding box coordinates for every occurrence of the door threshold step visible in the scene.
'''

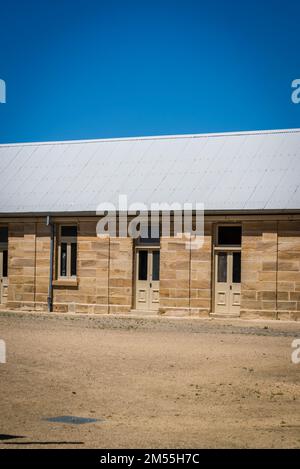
[130,309,159,315]
[210,313,241,319]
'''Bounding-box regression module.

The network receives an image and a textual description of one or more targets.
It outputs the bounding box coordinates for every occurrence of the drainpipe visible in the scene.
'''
[275,220,279,320]
[188,233,192,315]
[46,216,54,312]
[107,235,110,314]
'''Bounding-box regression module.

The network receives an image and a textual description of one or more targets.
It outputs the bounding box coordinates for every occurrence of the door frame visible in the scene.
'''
[212,223,242,315]
[134,244,160,311]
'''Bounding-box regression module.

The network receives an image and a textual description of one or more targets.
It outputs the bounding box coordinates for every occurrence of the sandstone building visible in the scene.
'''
[0,129,300,319]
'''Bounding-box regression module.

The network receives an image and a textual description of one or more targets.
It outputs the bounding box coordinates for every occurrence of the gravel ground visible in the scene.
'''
[0,311,300,448]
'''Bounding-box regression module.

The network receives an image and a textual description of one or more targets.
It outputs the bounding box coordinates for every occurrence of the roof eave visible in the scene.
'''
[1,208,300,218]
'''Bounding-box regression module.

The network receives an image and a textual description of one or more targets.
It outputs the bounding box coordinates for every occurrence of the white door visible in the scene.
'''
[135,249,160,311]
[214,251,241,315]
[0,248,8,305]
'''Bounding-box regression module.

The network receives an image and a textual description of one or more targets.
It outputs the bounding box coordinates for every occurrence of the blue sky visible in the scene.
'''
[0,0,299,143]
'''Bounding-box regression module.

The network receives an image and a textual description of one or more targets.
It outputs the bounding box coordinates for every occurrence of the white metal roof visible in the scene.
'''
[0,128,299,214]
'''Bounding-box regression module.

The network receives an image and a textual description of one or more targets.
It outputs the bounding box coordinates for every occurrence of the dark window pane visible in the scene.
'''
[152,251,160,281]
[217,252,227,283]
[71,243,77,276]
[60,243,67,277]
[138,251,148,281]
[61,226,77,237]
[136,224,160,245]
[232,252,241,283]
[218,226,241,246]
[3,250,8,277]
[0,227,8,243]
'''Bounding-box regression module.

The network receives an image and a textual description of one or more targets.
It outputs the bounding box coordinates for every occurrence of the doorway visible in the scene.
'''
[214,250,241,315]
[135,248,160,311]
[213,225,242,316]
[0,227,8,305]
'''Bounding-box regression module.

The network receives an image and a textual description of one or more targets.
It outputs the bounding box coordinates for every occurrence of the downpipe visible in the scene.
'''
[46,216,54,312]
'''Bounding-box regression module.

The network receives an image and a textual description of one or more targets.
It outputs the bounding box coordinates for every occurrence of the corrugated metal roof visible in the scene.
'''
[0,129,299,214]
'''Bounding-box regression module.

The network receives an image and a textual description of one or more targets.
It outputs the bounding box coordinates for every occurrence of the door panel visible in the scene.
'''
[214,251,241,315]
[135,249,160,311]
[136,250,149,310]
[217,291,226,305]
[149,250,160,309]
[215,252,230,314]
[230,252,241,314]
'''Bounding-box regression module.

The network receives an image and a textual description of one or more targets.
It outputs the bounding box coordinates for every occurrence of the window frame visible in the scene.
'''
[57,225,78,279]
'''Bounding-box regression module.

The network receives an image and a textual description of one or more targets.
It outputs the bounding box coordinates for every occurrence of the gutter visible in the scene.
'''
[1,209,300,218]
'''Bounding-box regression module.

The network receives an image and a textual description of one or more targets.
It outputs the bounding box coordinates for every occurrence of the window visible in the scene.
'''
[0,227,8,243]
[152,251,160,281]
[2,250,8,277]
[138,251,148,281]
[0,227,8,278]
[58,225,77,278]
[217,226,241,246]
[217,252,227,283]
[61,226,77,237]
[232,252,241,283]
[135,220,160,246]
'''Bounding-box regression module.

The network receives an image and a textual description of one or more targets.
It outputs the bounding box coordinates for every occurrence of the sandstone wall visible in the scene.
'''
[159,222,212,317]
[3,217,300,320]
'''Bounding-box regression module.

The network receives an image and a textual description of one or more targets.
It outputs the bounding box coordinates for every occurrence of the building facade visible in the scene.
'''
[0,129,300,319]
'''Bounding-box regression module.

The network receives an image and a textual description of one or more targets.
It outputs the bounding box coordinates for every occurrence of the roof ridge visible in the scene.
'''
[0,128,299,147]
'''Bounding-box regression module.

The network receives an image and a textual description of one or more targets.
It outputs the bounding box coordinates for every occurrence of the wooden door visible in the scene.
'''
[214,251,241,315]
[135,249,160,311]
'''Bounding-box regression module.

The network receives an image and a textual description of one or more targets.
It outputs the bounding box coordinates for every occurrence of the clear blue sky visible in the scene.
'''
[0,0,299,143]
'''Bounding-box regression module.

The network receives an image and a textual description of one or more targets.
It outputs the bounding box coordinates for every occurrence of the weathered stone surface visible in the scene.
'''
[240,221,277,316]
[3,217,300,319]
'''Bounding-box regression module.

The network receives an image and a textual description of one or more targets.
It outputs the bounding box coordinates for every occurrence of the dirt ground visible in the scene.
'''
[0,311,300,449]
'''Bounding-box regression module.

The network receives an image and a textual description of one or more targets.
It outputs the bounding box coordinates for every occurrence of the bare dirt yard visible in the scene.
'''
[0,311,300,449]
